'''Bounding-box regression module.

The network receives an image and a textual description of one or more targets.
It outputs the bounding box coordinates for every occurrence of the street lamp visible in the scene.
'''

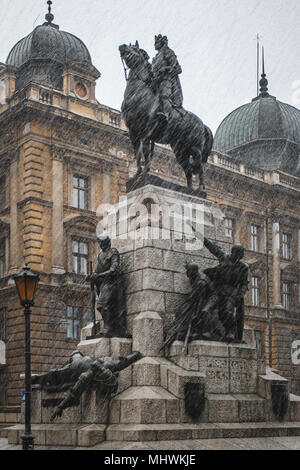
[14,264,39,451]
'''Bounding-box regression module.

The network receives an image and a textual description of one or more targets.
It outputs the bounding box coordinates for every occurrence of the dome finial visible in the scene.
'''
[259,47,269,97]
[45,0,54,24]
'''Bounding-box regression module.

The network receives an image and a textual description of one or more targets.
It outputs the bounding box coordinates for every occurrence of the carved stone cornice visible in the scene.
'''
[64,153,114,173]
[219,204,243,216]
[51,145,66,162]
[244,210,266,222]
[63,214,98,230]
[17,197,53,209]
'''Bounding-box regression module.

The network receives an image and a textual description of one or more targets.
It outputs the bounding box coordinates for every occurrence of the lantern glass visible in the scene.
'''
[14,265,39,306]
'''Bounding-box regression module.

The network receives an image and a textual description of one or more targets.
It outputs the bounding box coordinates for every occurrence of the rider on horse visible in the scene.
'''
[152,35,183,124]
[119,38,213,192]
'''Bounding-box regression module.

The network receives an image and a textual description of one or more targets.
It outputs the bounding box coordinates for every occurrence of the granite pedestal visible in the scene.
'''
[7,184,300,446]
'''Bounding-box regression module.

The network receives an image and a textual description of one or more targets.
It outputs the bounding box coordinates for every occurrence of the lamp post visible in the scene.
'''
[14,264,39,451]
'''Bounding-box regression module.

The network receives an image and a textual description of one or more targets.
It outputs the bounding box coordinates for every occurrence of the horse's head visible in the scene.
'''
[119,41,149,71]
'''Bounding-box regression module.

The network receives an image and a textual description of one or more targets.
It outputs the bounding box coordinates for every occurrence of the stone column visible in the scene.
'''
[272,222,282,307]
[101,170,112,205]
[51,147,65,274]
[234,210,245,245]
[90,174,96,212]
[9,150,19,273]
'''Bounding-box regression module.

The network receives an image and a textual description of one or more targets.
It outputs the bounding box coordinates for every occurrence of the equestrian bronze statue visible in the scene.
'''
[119,35,213,194]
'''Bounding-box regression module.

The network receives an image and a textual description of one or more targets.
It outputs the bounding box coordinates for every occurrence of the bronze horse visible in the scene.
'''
[119,42,213,192]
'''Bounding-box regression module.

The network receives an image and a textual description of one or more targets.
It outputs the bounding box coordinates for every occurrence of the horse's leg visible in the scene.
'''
[185,164,193,189]
[142,139,152,173]
[191,146,205,192]
[150,140,155,160]
[176,150,193,189]
[130,133,143,176]
[136,141,144,175]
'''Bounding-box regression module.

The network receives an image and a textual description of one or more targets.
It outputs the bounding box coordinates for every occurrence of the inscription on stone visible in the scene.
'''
[229,359,257,393]
[199,357,229,393]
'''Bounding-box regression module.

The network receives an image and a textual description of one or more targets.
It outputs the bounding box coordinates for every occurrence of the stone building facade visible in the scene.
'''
[0,11,299,406]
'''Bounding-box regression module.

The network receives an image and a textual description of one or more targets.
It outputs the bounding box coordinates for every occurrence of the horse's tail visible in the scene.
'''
[202,125,214,163]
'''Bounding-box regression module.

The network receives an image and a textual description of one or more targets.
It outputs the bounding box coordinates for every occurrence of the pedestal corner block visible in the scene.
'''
[133,311,164,357]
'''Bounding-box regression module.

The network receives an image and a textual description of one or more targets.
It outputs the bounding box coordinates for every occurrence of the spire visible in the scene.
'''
[259,47,269,97]
[43,0,59,29]
[252,45,273,102]
[45,0,54,24]
[256,33,261,96]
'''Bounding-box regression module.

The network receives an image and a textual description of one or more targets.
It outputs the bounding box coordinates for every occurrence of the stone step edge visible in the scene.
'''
[7,422,300,445]
[7,424,107,447]
[0,423,15,438]
[106,422,300,441]
[0,406,21,412]
[111,385,179,401]
[131,357,206,394]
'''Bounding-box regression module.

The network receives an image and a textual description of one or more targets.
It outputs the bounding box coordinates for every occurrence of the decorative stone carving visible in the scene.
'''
[51,145,65,162]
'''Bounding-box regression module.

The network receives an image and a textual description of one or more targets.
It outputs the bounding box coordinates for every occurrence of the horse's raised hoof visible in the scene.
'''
[197,186,207,198]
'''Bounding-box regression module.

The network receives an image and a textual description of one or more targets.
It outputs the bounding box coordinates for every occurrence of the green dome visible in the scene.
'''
[5,16,99,92]
[6,24,92,69]
[214,95,300,154]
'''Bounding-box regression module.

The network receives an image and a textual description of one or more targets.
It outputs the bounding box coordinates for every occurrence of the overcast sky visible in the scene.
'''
[0,0,299,133]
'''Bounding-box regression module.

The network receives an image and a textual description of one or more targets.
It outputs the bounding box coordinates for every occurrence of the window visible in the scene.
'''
[66,306,81,339]
[0,308,7,343]
[0,239,5,278]
[282,232,292,260]
[225,218,234,240]
[73,175,88,210]
[251,276,260,307]
[72,240,88,275]
[282,281,291,310]
[250,224,260,252]
[0,176,5,210]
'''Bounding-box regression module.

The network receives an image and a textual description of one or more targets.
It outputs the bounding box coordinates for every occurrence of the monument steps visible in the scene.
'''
[105,421,300,441]
[7,420,300,446]
[109,385,300,426]
[110,385,180,424]
[6,423,106,447]
[0,406,21,438]
[10,337,300,446]
[110,355,300,425]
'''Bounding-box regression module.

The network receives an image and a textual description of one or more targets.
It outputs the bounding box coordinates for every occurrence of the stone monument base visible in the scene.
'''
[126,172,207,199]
[7,183,300,446]
[7,335,300,447]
